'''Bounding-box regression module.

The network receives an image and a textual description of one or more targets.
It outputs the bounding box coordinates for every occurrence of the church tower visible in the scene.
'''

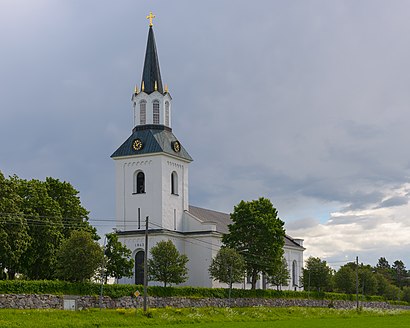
[111,15,192,234]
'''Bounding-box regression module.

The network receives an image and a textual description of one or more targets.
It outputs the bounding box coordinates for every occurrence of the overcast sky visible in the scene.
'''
[2,0,410,270]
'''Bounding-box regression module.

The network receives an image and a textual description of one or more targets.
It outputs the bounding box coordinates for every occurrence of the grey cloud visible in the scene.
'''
[376,196,409,209]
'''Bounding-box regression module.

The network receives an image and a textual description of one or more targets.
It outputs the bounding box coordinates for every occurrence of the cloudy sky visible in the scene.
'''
[2,0,410,270]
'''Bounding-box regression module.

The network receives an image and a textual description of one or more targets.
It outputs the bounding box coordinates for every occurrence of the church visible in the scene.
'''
[111,13,305,290]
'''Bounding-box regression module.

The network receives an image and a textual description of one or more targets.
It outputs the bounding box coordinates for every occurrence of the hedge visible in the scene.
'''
[0,280,386,302]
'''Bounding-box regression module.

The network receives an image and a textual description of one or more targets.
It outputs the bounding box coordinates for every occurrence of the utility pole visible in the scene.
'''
[356,256,359,311]
[143,216,149,312]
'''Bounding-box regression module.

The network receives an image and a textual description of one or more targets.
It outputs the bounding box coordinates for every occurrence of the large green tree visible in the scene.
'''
[45,177,96,239]
[103,233,134,283]
[334,264,356,294]
[17,178,64,280]
[55,230,103,282]
[0,173,96,279]
[302,257,333,292]
[392,260,407,288]
[222,197,285,289]
[209,247,245,289]
[0,172,30,279]
[148,240,188,287]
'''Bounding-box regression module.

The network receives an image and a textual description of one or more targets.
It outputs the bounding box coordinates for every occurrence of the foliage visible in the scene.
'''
[0,173,30,280]
[0,172,95,280]
[0,279,389,302]
[334,264,356,294]
[268,257,290,290]
[148,240,189,287]
[55,230,103,282]
[358,264,378,296]
[103,233,134,282]
[44,177,96,239]
[17,178,65,280]
[402,287,410,303]
[302,257,333,292]
[222,197,285,289]
[209,247,245,288]
[392,260,407,288]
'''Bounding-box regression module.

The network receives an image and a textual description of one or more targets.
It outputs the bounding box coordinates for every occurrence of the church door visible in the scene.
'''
[135,250,144,285]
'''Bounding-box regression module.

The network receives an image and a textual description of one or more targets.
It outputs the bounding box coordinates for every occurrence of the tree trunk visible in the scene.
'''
[251,270,258,290]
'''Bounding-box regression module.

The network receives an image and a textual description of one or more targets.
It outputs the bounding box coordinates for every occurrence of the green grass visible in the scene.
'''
[0,307,409,328]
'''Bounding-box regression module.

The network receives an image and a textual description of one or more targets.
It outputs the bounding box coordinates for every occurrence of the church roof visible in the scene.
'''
[188,205,304,249]
[111,124,193,161]
[141,26,163,94]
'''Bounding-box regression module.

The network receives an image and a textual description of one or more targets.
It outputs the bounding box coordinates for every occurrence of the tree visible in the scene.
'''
[334,264,356,294]
[55,230,103,282]
[375,257,393,281]
[17,178,65,280]
[222,197,285,289]
[358,264,378,296]
[209,247,245,289]
[268,257,290,290]
[392,260,407,288]
[0,174,96,280]
[148,240,188,287]
[0,172,30,279]
[103,233,134,283]
[45,177,96,239]
[302,257,333,292]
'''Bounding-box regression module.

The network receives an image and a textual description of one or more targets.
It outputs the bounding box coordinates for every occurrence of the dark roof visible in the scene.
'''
[188,205,304,249]
[111,124,193,161]
[141,26,163,94]
[188,205,232,234]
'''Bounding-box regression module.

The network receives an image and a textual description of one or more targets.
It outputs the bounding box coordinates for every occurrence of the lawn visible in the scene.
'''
[0,307,409,328]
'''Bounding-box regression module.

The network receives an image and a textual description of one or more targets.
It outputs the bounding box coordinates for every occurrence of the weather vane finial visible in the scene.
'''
[146,12,155,27]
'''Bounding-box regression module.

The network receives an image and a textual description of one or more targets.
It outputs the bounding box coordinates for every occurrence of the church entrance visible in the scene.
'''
[135,250,144,285]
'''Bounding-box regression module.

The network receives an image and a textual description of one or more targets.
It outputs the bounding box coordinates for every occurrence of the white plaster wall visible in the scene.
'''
[161,156,188,231]
[184,234,221,287]
[114,155,163,232]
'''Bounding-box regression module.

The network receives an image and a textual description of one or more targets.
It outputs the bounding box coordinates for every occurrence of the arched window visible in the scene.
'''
[134,171,145,194]
[171,171,178,195]
[135,250,144,285]
[292,260,297,286]
[153,100,160,124]
[165,101,170,126]
[140,100,146,125]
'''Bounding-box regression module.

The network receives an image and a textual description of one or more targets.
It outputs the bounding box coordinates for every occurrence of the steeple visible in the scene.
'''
[141,26,163,94]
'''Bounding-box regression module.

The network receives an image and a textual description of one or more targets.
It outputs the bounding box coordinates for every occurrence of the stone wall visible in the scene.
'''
[0,294,409,310]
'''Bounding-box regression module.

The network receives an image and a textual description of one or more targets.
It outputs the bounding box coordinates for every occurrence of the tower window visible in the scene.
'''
[165,101,170,126]
[134,171,145,194]
[140,101,146,125]
[171,171,178,195]
[153,100,160,124]
[292,260,297,286]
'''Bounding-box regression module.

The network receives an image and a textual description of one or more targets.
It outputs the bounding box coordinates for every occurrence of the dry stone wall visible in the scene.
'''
[0,294,409,310]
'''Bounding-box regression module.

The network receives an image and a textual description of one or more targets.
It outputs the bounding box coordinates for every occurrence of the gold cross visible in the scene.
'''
[146,12,155,27]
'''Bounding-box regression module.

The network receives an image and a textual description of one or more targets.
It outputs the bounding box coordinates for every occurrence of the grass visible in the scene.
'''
[0,307,409,328]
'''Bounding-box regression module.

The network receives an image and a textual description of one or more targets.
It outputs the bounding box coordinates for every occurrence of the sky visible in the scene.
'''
[1,0,410,270]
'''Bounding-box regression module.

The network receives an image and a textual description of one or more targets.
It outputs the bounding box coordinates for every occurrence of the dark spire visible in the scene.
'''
[141,26,163,94]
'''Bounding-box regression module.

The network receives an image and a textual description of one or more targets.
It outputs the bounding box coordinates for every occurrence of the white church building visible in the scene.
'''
[112,15,305,290]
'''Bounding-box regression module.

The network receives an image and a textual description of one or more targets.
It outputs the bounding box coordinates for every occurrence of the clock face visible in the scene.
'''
[172,140,181,153]
[132,139,143,151]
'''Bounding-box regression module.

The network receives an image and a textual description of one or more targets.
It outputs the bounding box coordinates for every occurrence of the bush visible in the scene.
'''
[0,280,389,302]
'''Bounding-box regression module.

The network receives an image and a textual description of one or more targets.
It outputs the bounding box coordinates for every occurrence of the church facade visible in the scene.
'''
[112,16,305,290]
